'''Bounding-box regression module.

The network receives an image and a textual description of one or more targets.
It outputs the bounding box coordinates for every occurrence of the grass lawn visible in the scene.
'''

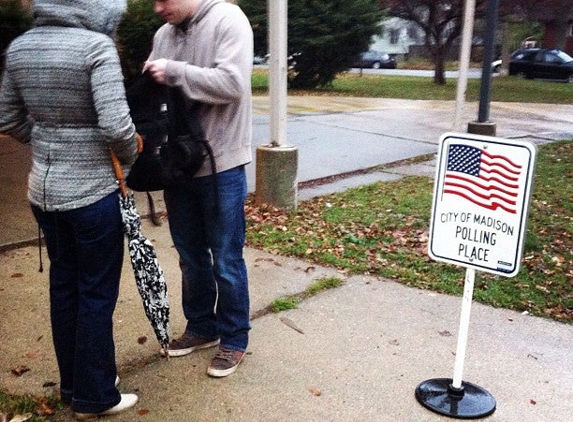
[252,68,573,104]
[246,140,573,324]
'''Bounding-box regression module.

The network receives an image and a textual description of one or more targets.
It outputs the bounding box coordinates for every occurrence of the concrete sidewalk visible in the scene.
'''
[1,97,573,421]
[1,221,572,422]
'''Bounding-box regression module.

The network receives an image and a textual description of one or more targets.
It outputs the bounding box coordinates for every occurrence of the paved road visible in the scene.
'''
[346,67,488,78]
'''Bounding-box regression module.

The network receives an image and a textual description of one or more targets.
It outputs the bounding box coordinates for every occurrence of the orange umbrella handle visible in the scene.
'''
[110,150,127,197]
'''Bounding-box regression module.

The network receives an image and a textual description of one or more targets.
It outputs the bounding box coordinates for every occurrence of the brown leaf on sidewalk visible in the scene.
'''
[279,317,304,334]
[11,365,30,376]
[25,350,41,359]
[137,409,150,416]
[11,273,24,278]
[137,336,148,345]
[309,388,322,396]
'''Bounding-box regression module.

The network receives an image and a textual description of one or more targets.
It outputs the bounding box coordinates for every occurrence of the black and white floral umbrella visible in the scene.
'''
[111,153,170,350]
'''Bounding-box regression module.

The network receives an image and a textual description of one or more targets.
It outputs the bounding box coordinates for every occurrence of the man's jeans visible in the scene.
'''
[32,192,122,413]
[164,166,251,351]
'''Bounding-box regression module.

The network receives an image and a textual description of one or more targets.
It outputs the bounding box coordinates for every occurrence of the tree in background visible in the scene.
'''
[0,0,33,76]
[383,0,487,85]
[116,0,164,81]
[239,0,384,89]
[502,0,573,50]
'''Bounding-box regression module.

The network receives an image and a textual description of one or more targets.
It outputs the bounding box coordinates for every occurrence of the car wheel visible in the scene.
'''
[372,62,381,69]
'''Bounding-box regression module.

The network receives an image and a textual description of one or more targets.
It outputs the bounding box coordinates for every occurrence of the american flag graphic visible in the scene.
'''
[443,144,522,214]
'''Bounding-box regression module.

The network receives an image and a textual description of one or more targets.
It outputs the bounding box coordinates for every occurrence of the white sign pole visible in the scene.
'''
[452,268,475,389]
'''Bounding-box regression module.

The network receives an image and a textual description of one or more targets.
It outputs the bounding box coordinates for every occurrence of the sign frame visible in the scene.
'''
[428,132,536,277]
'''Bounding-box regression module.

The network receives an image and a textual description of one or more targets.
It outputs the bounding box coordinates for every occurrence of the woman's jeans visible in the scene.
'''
[32,192,122,413]
[164,166,251,351]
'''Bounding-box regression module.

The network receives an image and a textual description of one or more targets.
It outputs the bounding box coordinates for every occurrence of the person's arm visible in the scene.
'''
[89,37,138,165]
[0,70,34,143]
[147,9,253,105]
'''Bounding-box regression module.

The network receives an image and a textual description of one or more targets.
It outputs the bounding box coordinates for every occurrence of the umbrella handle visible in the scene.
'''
[110,150,127,197]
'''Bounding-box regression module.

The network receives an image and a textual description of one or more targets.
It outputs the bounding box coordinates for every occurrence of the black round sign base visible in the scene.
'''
[415,378,496,419]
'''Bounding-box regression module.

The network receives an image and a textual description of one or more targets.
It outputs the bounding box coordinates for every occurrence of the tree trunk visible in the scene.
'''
[433,49,446,85]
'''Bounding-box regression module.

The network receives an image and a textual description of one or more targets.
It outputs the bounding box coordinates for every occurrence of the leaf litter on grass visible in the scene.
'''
[246,141,572,324]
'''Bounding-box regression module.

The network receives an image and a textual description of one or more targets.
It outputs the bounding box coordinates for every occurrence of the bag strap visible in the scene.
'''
[166,88,219,214]
[166,88,217,175]
[166,88,204,142]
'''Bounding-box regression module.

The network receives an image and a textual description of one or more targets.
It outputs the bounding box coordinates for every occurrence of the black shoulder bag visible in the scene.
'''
[125,72,216,192]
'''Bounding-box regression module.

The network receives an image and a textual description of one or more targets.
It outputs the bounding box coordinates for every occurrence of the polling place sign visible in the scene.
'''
[429,132,536,277]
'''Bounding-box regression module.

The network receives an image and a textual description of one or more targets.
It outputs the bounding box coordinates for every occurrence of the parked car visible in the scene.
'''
[508,48,573,83]
[352,51,397,69]
[253,55,268,65]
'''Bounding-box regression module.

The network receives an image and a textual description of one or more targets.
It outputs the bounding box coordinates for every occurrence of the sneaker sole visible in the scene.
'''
[207,355,244,378]
[75,394,138,420]
[166,338,220,357]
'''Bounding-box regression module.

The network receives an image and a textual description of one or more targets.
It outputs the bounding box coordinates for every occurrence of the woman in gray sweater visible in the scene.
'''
[0,0,139,418]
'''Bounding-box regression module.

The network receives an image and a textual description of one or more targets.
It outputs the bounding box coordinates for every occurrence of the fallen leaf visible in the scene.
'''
[279,317,304,334]
[137,409,150,416]
[8,414,33,422]
[137,336,148,345]
[36,400,55,416]
[25,350,41,359]
[529,399,536,405]
[11,365,30,376]
[309,389,322,396]
[11,273,24,278]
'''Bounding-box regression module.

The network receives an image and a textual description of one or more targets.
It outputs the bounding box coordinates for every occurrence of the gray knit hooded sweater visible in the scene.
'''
[0,0,137,212]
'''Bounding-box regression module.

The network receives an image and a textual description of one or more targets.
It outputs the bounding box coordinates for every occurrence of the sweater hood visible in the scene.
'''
[192,0,225,24]
[33,0,127,37]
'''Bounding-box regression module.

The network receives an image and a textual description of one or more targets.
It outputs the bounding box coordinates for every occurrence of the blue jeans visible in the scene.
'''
[164,166,250,351]
[32,192,123,413]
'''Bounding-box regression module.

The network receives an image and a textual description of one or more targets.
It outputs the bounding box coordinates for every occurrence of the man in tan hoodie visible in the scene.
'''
[145,0,253,378]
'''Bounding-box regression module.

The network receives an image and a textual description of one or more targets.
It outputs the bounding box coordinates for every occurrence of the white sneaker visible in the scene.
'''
[74,394,138,420]
[115,376,120,387]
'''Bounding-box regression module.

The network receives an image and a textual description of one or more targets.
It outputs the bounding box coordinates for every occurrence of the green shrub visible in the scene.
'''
[117,0,164,81]
[0,0,33,75]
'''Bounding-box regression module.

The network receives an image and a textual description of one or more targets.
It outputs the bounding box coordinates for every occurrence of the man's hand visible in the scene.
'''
[143,59,169,84]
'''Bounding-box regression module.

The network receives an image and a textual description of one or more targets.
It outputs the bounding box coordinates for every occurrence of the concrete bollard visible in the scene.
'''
[467,121,496,136]
[255,144,298,211]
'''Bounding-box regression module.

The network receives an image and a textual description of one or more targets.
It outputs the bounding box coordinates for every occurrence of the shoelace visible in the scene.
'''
[214,348,236,362]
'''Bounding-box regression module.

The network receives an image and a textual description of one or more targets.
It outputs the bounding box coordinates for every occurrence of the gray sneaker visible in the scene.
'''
[165,333,220,357]
[207,347,245,378]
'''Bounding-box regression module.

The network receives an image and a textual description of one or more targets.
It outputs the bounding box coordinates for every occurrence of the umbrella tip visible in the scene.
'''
[160,347,170,360]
